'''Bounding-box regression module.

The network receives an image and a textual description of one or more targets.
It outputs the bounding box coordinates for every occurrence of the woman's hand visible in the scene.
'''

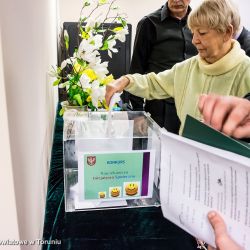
[105,76,130,106]
[207,211,243,250]
[133,116,148,136]
[198,94,250,138]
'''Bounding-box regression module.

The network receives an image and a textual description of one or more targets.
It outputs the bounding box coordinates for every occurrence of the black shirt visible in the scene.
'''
[128,3,197,132]
[129,4,197,75]
[237,27,250,57]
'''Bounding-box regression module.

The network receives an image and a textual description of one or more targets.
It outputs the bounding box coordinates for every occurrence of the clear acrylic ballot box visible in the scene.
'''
[63,110,161,212]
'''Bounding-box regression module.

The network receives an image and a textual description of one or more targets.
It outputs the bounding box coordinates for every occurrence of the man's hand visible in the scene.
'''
[207,211,243,250]
[198,94,250,138]
[105,76,130,106]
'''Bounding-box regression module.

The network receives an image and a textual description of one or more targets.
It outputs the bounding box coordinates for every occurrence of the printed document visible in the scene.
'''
[160,130,250,249]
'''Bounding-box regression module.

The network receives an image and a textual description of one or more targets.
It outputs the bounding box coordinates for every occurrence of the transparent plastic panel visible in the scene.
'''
[63,110,161,212]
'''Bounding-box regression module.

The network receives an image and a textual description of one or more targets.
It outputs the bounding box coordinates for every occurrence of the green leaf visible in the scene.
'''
[113,26,123,32]
[100,40,109,50]
[65,40,69,50]
[64,34,69,50]
[53,78,61,86]
[86,26,91,33]
[80,26,84,33]
[88,101,95,111]
[57,67,62,74]
[118,17,127,27]
[74,47,78,54]
[80,17,87,23]
[73,94,83,106]
[77,58,87,68]
[59,108,65,116]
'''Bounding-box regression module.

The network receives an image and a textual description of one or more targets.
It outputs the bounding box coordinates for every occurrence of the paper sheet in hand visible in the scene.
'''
[75,117,134,152]
[160,130,250,249]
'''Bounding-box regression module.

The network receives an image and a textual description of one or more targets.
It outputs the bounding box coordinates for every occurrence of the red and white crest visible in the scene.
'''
[87,156,96,166]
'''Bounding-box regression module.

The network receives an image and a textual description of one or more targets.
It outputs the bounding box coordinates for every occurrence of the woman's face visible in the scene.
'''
[192,27,232,64]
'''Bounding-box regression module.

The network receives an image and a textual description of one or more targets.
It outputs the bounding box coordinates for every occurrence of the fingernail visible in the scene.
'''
[208,211,216,219]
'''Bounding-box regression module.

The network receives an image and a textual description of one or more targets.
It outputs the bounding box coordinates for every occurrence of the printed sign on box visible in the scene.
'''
[78,151,155,201]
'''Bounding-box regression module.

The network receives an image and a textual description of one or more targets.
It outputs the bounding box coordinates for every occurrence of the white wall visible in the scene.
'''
[59,0,250,48]
[236,1,250,30]
[59,0,167,46]
[0,0,58,247]
[0,28,21,250]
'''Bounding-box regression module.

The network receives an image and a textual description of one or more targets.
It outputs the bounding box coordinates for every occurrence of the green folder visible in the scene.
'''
[182,115,250,158]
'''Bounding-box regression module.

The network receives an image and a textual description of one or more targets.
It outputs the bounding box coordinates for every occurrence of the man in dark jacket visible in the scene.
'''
[128,0,197,134]
[236,26,250,57]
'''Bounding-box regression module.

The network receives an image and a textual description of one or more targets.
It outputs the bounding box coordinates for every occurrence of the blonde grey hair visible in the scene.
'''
[188,0,240,35]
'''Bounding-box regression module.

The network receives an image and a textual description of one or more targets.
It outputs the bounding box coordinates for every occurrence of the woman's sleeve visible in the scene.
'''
[237,66,250,97]
[125,67,176,100]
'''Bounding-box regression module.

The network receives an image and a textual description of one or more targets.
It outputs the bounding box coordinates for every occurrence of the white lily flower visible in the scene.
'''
[90,81,106,107]
[85,16,103,29]
[80,74,91,88]
[90,60,109,79]
[61,58,74,70]
[107,39,117,51]
[80,50,100,64]
[48,69,58,78]
[61,60,67,70]
[79,34,103,54]
[114,27,129,42]
[64,30,69,40]
[91,87,105,108]
[79,39,92,54]
[107,39,118,58]
[86,19,97,30]
[91,80,99,88]
[99,86,106,100]
[58,82,67,89]
[91,34,103,50]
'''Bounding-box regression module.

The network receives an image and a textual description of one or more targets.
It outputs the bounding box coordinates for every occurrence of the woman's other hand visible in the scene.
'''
[198,94,250,139]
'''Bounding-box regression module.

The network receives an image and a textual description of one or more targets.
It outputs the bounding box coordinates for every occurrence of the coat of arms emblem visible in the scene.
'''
[87,156,96,166]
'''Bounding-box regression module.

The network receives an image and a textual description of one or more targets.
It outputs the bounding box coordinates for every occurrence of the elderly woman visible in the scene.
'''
[105,0,250,134]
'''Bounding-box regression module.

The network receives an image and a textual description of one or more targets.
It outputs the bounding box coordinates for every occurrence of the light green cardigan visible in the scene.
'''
[125,40,250,134]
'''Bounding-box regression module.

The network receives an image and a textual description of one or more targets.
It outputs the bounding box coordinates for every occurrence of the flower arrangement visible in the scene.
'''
[50,0,128,115]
